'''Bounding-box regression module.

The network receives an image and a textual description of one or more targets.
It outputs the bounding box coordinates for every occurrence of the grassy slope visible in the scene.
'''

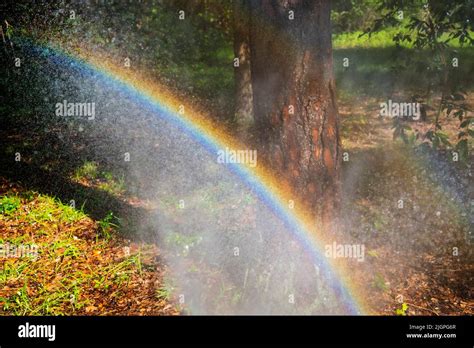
[0,178,179,315]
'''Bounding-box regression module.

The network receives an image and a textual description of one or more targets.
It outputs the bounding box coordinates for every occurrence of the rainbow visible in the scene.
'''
[16,37,368,314]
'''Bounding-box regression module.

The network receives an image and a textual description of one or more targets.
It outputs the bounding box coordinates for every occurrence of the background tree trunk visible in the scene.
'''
[249,0,341,224]
[233,0,254,133]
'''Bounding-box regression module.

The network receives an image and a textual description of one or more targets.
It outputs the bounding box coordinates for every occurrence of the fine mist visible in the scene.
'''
[6,41,357,315]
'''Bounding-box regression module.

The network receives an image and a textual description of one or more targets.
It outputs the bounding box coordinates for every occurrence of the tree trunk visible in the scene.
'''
[233,0,254,133]
[249,0,341,224]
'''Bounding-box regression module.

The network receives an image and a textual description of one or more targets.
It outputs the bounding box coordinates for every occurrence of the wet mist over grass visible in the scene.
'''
[1,42,357,314]
[1,1,472,316]
[334,47,474,99]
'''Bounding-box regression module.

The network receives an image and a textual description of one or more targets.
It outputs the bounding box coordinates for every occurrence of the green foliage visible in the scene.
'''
[0,196,21,215]
[0,190,87,226]
[98,174,125,196]
[3,0,235,121]
[57,201,87,223]
[24,194,86,223]
[395,302,409,316]
[334,29,399,48]
[98,212,119,241]
[156,282,174,301]
[73,161,99,181]
[364,0,473,158]
[73,162,126,196]
[331,0,382,34]
[334,29,473,49]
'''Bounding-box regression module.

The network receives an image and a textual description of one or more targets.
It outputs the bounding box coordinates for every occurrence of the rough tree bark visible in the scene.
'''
[233,0,254,132]
[249,0,341,224]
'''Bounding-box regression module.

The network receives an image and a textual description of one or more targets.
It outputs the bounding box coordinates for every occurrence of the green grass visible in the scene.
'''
[98,211,119,241]
[0,252,142,315]
[334,29,400,49]
[333,29,474,49]
[0,196,21,215]
[73,161,126,196]
[23,194,87,224]
[73,161,99,181]
[98,173,126,196]
[93,254,141,291]
[0,189,144,315]
[156,282,174,301]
